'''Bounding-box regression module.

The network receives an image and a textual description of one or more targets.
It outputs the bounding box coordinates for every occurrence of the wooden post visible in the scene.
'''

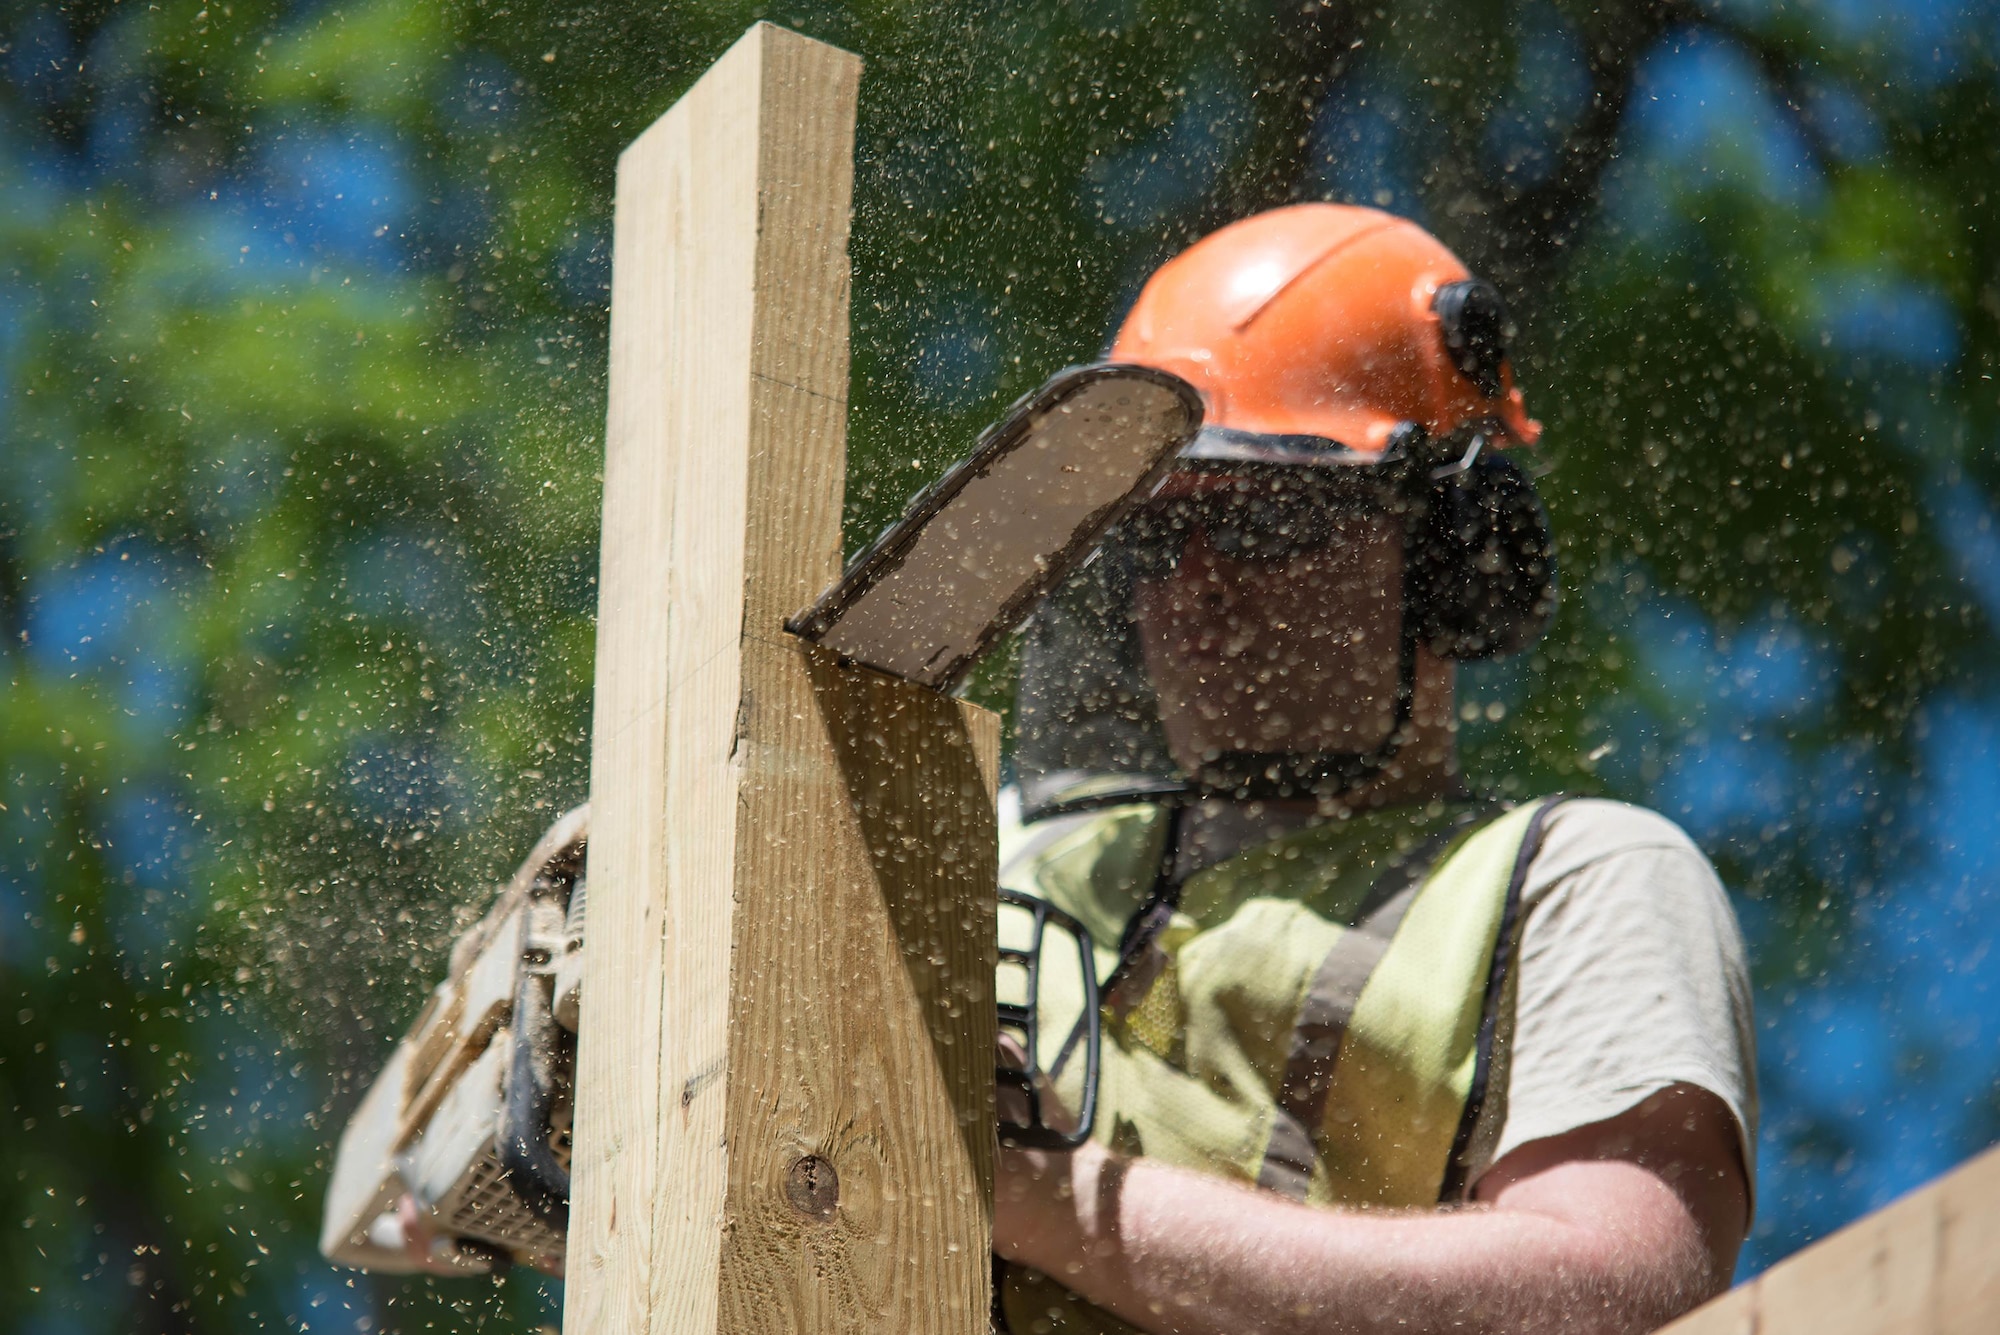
[567,23,999,1335]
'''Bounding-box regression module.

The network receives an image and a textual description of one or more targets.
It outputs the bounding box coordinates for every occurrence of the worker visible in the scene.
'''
[991,204,1756,1335]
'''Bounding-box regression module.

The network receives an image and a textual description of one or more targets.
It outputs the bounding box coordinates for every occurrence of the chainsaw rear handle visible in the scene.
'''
[498,864,576,1232]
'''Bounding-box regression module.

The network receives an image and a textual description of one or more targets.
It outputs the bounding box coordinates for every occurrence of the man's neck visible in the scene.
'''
[1172,761,1469,882]
[1164,650,1467,880]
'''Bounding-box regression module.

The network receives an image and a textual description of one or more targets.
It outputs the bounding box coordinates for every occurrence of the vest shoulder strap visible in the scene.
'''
[1262,795,1570,1205]
[1436,793,1570,1200]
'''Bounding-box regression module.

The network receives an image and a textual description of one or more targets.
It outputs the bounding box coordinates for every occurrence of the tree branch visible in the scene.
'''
[1471,0,1681,300]
[1201,1,1377,235]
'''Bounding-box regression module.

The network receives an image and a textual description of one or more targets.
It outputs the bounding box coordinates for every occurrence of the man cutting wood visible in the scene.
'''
[989,202,1756,1335]
[329,197,1753,1335]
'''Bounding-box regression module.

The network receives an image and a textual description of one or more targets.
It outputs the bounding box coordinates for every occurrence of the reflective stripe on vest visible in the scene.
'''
[997,795,1566,1335]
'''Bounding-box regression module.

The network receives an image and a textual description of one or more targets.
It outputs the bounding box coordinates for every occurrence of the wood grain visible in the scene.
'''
[714,645,997,1335]
[567,23,996,1335]
[1660,1142,2000,1335]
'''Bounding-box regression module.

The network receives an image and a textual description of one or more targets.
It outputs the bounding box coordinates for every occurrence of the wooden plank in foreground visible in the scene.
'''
[565,23,998,1335]
[1661,1141,2000,1335]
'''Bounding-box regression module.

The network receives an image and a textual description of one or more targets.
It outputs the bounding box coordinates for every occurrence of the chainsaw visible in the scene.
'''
[318,804,1101,1273]
[319,363,1201,1272]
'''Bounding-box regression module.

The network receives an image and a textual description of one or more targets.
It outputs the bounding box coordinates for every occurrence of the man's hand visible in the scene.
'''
[992,1082,1747,1335]
[997,1032,1035,1131]
[998,1030,1089,1144]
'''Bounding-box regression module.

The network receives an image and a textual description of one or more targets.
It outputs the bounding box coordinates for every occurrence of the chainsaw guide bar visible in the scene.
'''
[788,363,1203,691]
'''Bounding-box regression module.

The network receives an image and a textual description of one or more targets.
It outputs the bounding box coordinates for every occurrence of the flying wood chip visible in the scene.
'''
[788,363,1203,691]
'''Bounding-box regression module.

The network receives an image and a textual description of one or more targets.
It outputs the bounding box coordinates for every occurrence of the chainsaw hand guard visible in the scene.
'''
[996,888,1101,1151]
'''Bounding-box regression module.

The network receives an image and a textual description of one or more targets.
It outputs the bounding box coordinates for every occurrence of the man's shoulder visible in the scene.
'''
[1523,796,1718,894]
[1489,797,1759,1191]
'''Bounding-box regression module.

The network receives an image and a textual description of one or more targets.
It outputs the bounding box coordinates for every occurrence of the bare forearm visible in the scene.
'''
[1001,1144,1722,1335]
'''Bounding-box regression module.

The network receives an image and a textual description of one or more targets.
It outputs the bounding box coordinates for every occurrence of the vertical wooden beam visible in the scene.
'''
[568,23,998,1335]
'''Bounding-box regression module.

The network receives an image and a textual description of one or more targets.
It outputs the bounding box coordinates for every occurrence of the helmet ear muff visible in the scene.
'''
[1432,280,1513,400]
[1408,450,1557,660]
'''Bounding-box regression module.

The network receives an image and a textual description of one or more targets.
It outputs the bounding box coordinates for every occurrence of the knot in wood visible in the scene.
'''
[784,1154,840,1221]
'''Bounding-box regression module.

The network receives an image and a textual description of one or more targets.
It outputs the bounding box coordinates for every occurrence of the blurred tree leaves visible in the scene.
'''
[3,0,1998,1328]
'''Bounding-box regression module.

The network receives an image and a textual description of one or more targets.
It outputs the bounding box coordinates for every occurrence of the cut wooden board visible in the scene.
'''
[1660,1141,2000,1335]
[566,23,996,1335]
[789,363,1202,690]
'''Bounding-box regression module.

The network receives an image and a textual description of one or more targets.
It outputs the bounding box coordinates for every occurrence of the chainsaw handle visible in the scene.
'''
[996,887,1101,1151]
[499,886,573,1231]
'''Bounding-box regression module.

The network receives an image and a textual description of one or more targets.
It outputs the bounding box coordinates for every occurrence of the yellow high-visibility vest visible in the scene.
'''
[999,796,1566,1335]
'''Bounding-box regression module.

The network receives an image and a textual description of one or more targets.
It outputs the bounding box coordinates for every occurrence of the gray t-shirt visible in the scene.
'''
[1463,798,1759,1198]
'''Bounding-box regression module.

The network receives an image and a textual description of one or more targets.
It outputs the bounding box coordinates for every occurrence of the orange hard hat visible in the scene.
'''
[1111,203,1540,457]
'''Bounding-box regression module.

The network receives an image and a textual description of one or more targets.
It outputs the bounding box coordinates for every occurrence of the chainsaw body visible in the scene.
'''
[319,809,586,1273]
[320,806,1097,1272]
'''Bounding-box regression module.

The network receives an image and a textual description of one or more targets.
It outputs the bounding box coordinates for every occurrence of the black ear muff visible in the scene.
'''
[1409,450,1557,660]
[1433,280,1513,400]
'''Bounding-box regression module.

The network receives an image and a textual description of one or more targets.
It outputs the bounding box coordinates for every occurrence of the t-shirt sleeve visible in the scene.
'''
[1469,799,1759,1196]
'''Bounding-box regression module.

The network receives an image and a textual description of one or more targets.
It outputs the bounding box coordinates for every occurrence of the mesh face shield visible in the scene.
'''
[1014,540,1181,816]
[1014,456,1421,822]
